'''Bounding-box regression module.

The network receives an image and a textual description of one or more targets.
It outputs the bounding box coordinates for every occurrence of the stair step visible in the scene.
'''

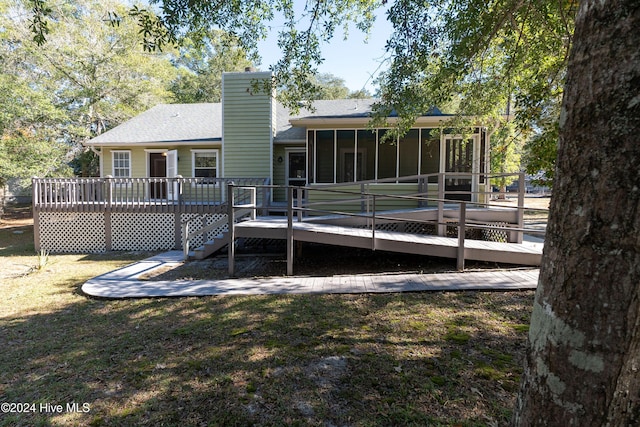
[192,231,229,260]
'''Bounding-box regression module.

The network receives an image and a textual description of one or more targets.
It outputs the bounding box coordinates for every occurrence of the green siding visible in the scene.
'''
[306,183,439,214]
[102,145,220,179]
[177,147,192,177]
[273,145,287,202]
[222,72,273,180]
[103,147,147,178]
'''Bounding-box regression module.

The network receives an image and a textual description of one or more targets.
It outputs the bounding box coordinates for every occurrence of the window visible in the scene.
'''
[420,129,440,182]
[192,150,218,183]
[336,130,356,182]
[315,130,335,183]
[378,130,397,179]
[112,151,131,178]
[398,129,420,178]
[309,127,446,183]
[357,130,377,181]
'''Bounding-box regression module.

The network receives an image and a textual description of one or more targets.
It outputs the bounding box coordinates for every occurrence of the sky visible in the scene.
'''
[255,6,393,94]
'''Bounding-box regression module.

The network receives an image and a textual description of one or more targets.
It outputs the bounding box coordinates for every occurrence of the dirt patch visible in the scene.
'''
[0,203,33,229]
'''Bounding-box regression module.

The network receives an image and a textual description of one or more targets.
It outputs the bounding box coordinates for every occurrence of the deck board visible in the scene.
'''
[234,217,543,266]
[81,250,540,298]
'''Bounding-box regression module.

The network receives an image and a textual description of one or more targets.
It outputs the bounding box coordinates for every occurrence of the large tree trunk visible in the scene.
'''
[513,1,640,425]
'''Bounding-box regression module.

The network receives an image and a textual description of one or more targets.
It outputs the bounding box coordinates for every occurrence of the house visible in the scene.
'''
[84,70,491,205]
[33,70,513,255]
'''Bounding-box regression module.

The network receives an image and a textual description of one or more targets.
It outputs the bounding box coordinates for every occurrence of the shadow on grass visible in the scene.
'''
[0,284,534,426]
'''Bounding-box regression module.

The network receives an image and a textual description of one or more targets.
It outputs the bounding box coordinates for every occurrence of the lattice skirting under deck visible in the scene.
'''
[38,212,107,253]
[110,213,175,251]
[38,212,181,253]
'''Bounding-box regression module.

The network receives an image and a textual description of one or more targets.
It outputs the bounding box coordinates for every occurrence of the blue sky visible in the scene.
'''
[255,6,393,94]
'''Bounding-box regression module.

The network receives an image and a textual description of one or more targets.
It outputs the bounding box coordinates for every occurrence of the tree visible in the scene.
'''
[4,0,178,177]
[28,0,379,109]
[169,32,253,103]
[308,73,350,99]
[279,72,371,100]
[490,121,523,198]
[513,2,640,424]
[0,2,72,187]
[376,0,574,182]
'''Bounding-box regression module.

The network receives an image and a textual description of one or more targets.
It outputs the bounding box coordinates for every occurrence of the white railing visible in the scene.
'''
[32,176,270,213]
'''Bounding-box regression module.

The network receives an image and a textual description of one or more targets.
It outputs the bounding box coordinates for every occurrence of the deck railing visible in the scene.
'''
[226,172,546,274]
[32,176,270,213]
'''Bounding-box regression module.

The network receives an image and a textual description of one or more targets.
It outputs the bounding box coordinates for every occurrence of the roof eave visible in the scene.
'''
[84,138,222,147]
[290,115,458,128]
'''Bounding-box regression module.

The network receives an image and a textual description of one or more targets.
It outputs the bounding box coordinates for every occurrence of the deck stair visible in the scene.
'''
[183,213,230,260]
[184,198,256,260]
[192,231,230,260]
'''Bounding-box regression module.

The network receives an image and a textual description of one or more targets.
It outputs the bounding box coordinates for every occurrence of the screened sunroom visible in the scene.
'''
[303,126,490,202]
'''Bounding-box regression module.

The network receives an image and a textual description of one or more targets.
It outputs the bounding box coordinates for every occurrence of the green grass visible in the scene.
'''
[0,214,535,426]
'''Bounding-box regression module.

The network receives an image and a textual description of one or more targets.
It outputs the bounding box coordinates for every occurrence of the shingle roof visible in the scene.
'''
[273,99,379,142]
[86,99,447,146]
[86,103,222,145]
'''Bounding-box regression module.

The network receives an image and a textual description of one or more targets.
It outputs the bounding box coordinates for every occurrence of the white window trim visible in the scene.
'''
[111,150,132,186]
[191,149,219,186]
[144,149,168,178]
[285,148,307,186]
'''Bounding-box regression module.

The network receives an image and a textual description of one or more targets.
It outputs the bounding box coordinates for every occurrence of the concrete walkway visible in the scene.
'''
[81,251,540,298]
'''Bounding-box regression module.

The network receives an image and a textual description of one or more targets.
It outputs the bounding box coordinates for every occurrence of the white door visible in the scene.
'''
[166,150,179,200]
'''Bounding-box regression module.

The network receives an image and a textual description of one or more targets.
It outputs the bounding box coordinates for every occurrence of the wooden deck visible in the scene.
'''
[234,217,543,267]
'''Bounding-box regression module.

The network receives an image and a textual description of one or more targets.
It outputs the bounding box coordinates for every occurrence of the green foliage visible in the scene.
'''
[0,132,73,186]
[280,72,371,101]
[308,73,350,100]
[6,0,258,183]
[100,0,379,109]
[378,0,576,183]
[169,32,253,103]
[490,121,523,190]
[3,0,179,181]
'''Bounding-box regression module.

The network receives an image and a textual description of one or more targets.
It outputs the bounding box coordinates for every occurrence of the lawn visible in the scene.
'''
[0,205,535,426]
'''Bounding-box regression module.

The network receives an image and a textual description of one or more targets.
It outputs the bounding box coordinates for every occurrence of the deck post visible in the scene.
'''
[418,177,425,208]
[371,194,377,250]
[228,182,236,276]
[457,202,466,271]
[104,176,113,251]
[437,174,446,236]
[516,171,525,244]
[173,176,183,249]
[32,177,41,252]
[296,187,303,222]
[287,186,294,275]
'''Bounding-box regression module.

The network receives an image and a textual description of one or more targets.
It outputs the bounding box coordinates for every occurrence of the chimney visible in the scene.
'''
[221,71,274,179]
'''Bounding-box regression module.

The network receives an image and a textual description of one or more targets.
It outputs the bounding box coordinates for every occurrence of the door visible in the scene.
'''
[166,150,178,201]
[149,152,167,199]
[149,150,178,200]
[287,151,306,199]
[443,136,475,201]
